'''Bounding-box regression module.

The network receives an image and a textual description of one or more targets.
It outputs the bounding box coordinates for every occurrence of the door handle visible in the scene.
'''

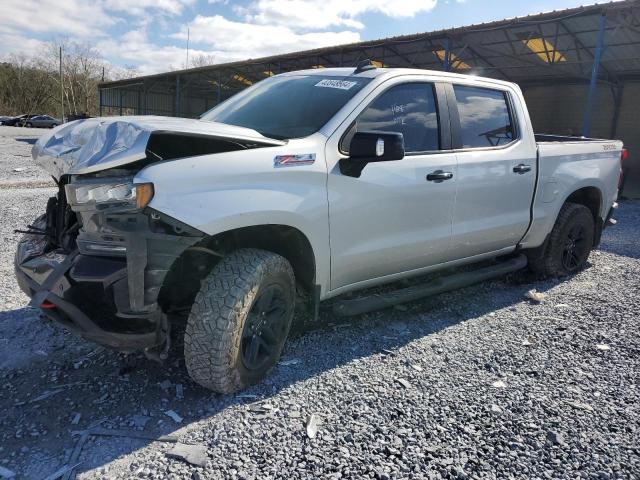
[513,164,532,174]
[426,170,454,182]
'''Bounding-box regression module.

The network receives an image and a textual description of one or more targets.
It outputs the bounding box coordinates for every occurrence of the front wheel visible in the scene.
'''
[184,249,296,393]
[25,122,32,128]
[528,202,595,277]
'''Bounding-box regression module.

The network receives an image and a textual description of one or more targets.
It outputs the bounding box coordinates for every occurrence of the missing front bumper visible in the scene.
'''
[15,208,203,353]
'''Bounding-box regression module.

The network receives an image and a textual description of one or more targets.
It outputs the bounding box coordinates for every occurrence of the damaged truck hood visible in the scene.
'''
[32,116,285,179]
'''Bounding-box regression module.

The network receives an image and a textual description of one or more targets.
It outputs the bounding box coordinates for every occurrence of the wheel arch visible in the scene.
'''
[158,223,317,315]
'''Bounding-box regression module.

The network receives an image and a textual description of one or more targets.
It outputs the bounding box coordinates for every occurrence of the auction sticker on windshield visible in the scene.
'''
[315,79,358,90]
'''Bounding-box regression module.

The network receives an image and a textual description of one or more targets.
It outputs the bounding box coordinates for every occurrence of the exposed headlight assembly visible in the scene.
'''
[65,179,154,209]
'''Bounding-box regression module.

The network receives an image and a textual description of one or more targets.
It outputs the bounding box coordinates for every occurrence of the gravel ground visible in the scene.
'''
[0,126,638,479]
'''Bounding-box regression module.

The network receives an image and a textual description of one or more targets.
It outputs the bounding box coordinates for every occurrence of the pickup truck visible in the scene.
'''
[15,64,623,393]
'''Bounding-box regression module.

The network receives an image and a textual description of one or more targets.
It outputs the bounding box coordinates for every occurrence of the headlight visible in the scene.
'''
[65,180,154,209]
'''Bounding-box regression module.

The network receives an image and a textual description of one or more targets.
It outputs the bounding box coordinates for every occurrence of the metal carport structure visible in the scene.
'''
[99,0,640,197]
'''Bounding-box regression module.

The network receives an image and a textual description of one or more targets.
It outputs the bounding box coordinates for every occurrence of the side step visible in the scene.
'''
[332,254,528,317]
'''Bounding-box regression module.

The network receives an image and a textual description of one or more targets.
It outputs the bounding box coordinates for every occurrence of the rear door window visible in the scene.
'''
[453,85,515,148]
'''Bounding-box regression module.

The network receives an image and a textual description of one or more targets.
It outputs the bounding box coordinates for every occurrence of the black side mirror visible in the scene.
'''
[340,131,405,177]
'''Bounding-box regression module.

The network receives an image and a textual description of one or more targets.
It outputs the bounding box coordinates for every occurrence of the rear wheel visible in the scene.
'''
[184,249,295,393]
[528,202,595,276]
[25,122,32,128]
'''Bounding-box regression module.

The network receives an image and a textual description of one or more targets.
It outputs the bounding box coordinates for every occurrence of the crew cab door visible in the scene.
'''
[326,80,457,291]
[446,83,537,258]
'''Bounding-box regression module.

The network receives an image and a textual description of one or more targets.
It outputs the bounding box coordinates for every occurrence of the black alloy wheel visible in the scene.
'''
[241,284,289,371]
[561,224,590,272]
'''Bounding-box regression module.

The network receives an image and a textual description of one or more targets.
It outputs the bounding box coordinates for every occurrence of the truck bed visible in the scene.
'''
[535,133,611,143]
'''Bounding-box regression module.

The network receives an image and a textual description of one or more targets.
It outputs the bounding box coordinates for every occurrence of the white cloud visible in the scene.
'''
[96,29,208,74]
[0,0,116,37]
[0,33,49,58]
[174,15,360,61]
[241,0,438,30]
[104,0,195,16]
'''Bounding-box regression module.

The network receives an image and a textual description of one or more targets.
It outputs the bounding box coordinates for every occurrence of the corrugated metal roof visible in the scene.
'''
[99,0,640,118]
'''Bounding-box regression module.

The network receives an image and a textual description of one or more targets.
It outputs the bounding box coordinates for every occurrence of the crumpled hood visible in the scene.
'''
[32,115,284,179]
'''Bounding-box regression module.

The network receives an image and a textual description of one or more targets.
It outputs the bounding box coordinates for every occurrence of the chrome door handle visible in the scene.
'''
[513,164,532,174]
[426,170,454,182]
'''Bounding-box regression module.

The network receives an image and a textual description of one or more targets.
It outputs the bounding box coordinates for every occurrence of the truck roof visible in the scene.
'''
[279,66,518,90]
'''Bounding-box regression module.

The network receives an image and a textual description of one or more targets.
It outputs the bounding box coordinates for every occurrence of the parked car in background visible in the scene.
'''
[2,114,35,126]
[22,115,61,128]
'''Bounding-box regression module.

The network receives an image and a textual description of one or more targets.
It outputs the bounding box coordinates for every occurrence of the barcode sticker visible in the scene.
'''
[315,79,357,90]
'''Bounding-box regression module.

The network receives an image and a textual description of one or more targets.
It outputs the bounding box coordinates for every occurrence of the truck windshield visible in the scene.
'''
[201,75,371,140]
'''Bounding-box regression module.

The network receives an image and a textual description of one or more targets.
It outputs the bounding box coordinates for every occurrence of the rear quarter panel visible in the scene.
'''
[520,140,622,249]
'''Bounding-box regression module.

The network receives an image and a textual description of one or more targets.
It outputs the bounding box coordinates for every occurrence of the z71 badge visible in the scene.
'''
[274,154,316,168]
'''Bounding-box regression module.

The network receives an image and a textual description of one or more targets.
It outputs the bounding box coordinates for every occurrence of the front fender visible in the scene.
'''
[134,139,330,294]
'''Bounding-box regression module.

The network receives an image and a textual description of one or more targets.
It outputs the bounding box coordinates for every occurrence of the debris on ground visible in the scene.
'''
[526,289,546,302]
[166,443,208,467]
[492,380,507,388]
[306,414,320,439]
[279,358,301,366]
[164,410,183,424]
[596,344,611,351]
[0,466,16,479]
[396,378,411,389]
[42,462,82,480]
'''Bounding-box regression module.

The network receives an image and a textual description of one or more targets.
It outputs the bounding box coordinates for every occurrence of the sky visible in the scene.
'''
[0,0,602,75]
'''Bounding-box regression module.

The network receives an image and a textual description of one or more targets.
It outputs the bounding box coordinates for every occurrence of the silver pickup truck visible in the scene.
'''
[15,63,623,393]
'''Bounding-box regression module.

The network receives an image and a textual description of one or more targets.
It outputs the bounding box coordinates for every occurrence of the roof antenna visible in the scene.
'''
[354,59,376,74]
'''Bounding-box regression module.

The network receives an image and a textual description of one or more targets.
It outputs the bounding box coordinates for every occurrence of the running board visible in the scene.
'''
[332,254,528,317]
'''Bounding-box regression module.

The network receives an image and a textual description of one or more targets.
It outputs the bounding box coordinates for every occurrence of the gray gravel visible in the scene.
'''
[0,126,638,479]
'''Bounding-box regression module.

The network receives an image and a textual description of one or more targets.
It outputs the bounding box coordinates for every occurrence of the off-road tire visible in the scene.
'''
[184,248,295,393]
[528,202,595,277]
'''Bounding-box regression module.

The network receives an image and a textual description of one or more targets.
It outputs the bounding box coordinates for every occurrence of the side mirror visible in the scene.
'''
[340,131,405,177]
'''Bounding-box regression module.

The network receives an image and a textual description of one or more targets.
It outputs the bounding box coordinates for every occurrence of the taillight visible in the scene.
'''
[619,148,628,189]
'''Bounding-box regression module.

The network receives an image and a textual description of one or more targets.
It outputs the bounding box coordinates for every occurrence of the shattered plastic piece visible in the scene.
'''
[396,378,411,389]
[176,384,184,399]
[164,410,183,423]
[236,393,259,399]
[166,443,208,467]
[491,404,503,413]
[30,389,64,403]
[410,363,423,372]
[42,462,82,480]
[492,380,507,388]
[522,338,533,346]
[566,401,594,412]
[88,427,178,443]
[526,289,546,302]
[71,413,81,425]
[306,413,320,439]
[596,344,610,351]
[279,358,301,366]
[0,466,16,479]
[132,414,151,428]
